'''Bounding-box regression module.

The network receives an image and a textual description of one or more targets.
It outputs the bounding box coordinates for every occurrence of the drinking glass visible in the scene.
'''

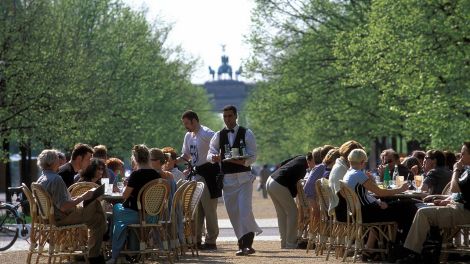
[383,180,390,189]
[413,175,424,193]
[396,176,405,188]
[116,182,124,193]
[389,180,396,189]
[101,178,111,194]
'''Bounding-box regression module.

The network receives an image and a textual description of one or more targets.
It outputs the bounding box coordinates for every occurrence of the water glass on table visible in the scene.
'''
[413,175,424,193]
[396,176,405,188]
[116,182,125,193]
[101,178,111,194]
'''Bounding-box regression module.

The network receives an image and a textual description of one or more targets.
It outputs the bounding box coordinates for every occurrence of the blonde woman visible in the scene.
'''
[108,145,161,264]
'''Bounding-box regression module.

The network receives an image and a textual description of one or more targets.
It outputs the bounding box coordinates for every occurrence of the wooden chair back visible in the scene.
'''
[68,182,99,198]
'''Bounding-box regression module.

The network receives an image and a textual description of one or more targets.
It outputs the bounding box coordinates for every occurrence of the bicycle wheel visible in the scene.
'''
[0,205,20,251]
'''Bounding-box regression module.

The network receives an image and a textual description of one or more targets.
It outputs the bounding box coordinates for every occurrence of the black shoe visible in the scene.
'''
[199,243,217,250]
[245,247,255,255]
[296,241,308,249]
[88,255,105,264]
[397,253,423,264]
[235,249,247,256]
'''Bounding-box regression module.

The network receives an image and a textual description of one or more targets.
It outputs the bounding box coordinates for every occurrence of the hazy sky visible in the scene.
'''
[125,0,255,84]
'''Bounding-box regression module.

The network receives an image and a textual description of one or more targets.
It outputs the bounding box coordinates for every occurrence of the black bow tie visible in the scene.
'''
[227,129,235,133]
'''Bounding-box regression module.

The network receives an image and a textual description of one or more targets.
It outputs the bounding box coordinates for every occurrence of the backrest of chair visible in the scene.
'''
[137,179,169,219]
[31,183,55,224]
[442,182,452,195]
[68,182,100,198]
[181,181,197,218]
[296,179,310,212]
[189,182,205,219]
[338,181,362,224]
[176,179,187,189]
[169,180,191,220]
[21,183,38,222]
[315,179,330,222]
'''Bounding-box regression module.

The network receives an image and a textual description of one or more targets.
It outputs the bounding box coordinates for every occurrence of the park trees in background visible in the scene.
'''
[245,0,469,163]
[0,0,221,186]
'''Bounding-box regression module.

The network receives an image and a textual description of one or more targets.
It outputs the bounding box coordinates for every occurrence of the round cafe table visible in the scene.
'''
[102,192,124,204]
[374,190,428,201]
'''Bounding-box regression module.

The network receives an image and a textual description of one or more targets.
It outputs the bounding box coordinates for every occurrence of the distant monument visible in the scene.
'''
[217,55,232,80]
[208,45,245,81]
[203,46,253,112]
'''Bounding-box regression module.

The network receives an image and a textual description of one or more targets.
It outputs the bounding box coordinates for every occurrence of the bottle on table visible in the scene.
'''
[383,167,391,189]
[392,164,399,182]
[239,139,246,157]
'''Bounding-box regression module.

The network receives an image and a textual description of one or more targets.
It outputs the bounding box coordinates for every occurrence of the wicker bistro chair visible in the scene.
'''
[440,222,470,262]
[21,183,41,264]
[121,178,172,263]
[338,181,397,262]
[296,179,312,246]
[68,182,100,198]
[313,179,331,256]
[160,180,192,259]
[316,178,348,260]
[181,181,204,257]
[31,183,88,264]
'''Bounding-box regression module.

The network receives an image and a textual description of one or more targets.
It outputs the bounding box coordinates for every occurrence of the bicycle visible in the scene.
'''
[0,186,31,251]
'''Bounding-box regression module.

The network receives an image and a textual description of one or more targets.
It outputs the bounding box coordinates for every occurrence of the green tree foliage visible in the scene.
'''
[0,0,220,159]
[246,0,469,163]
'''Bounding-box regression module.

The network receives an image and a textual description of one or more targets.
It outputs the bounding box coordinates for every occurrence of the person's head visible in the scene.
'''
[459,142,470,166]
[131,144,150,167]
[380,149,399,166]
[306,152,315,169]
[93,145,108,160]
[323,148,340,168]
[106,157,124,175]
[424,149,446,172]
[320,145,335,161]
[149,148,168,170]
[37,149,60,172]
[80,158,105,183]
[443,150,457,171]
[162,147,178,169]
[339,140,364,161]
[401,156,421,172]
[411,150,426,167]
[181,110,199,132]
[348,149,368,169]
[311,147,323,165]
[71,143,93,170]
[57,151,67,166]
[222,105,238,129]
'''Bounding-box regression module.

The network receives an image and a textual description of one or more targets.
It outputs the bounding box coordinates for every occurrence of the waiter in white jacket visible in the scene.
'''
[207,105,262,256]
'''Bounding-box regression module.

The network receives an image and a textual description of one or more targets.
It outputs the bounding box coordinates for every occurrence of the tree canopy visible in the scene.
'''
[245,0,470,163]
[0,0,221,159]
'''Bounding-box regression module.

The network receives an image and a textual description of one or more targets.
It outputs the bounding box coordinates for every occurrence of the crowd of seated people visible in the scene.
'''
[30,139,468,263]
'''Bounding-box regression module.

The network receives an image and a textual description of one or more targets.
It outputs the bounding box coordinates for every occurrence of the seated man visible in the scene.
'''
[36,149,107,264]
[400,142,470,263]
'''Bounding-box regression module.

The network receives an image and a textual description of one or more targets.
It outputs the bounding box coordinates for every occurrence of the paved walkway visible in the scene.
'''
[3,218,280,252]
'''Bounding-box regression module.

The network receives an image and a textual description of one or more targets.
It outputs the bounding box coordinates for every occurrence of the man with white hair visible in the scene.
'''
[36,149,107,264]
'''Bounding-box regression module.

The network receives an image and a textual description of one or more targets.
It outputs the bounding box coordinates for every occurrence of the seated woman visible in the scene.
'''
[401,156,421,179]
[77,158,106,185]
[149,148,177,212]
[342,149,417,250]
[106,158,125,192]
[304,147,339,221]
[108,145,161,264]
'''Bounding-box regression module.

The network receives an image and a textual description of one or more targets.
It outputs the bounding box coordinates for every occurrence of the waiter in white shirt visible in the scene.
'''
[207,105,262,256]
[179,110,219,250]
